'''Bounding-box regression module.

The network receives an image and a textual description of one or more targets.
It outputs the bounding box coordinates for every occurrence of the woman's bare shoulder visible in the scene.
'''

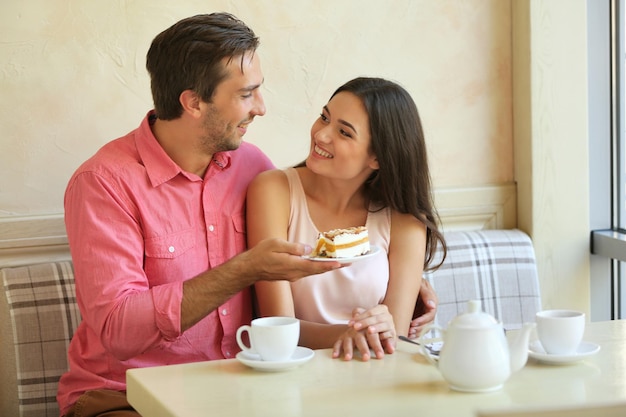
[249,168,289,190]
[390,210,427,239]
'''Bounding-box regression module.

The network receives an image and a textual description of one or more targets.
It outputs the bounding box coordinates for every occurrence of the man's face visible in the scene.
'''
[200,52,266,154]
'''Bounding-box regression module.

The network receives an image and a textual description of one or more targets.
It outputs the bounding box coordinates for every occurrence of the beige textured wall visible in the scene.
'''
[0,0,513,216]
[0,0,596,317]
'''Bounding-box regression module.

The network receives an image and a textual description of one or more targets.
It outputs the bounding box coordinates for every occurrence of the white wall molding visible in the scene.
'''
[0,214,69,267]
[0,183,517,268]
[434,183,517,232]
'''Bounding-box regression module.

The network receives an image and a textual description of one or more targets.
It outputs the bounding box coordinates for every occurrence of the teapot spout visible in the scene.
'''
[509,322,536,372]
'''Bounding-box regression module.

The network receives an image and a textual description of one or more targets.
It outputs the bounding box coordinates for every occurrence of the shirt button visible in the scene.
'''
[209,225,215,232]
[168,246,175,253]
[221,308,228,316]
[225,351,231,358]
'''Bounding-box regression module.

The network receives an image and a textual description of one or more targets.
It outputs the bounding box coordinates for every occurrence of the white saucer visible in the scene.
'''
[528,340,601,365]
[302,245,381,264]
[236,346,315,372]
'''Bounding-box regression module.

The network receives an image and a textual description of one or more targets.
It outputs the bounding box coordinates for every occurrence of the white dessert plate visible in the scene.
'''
[302,245,381,264]
[528,340,601,365]
[236,346,315,372]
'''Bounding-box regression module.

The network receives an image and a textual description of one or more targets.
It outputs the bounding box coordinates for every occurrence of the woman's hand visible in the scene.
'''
[408,279,438,339]
[332,305,396,361]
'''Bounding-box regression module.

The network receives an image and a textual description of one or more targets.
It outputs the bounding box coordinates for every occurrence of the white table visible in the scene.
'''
[127,320,626,417]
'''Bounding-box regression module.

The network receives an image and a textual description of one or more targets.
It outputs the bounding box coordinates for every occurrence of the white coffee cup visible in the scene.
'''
[236,316,300,361]
[535,310,585,355]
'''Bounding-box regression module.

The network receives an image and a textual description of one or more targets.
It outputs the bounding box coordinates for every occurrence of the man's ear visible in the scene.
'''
[179,90,202,118]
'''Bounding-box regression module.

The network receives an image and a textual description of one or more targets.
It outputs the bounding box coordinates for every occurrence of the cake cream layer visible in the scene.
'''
[326,241,370,258]
[313,227,370,258]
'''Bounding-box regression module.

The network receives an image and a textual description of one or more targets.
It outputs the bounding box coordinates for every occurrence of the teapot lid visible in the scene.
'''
[450,300,498,328]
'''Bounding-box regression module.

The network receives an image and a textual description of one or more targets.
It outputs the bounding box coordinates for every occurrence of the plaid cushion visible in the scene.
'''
[425,229,541,330]
[1,261,80,417]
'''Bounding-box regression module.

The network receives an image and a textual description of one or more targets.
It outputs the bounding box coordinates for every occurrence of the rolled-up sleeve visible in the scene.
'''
[65,169,187,360]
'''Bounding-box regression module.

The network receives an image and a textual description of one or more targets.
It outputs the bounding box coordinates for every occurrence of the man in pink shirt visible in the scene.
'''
[57,13,437,416]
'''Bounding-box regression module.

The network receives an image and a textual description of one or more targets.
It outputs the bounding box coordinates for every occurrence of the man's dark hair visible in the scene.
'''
[146,13,260,120]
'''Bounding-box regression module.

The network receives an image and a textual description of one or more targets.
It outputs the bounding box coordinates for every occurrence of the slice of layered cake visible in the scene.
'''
[312,226,370,258]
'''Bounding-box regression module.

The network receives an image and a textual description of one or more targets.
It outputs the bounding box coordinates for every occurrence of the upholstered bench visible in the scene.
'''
[424,229,542,330]
[1,261,79,417]
[0,229,541,417]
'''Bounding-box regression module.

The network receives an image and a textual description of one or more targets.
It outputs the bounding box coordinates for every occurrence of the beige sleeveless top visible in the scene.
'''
[285,168,391,324]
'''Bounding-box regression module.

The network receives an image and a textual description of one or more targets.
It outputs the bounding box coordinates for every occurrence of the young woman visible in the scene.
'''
[246,77,446,361]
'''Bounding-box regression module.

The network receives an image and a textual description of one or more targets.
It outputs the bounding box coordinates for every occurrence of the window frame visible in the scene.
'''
[589,0,625,320]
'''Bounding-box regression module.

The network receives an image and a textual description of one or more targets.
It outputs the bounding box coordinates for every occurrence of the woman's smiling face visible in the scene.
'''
[306,91,379,181]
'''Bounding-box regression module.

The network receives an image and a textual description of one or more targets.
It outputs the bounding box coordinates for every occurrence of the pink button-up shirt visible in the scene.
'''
[57,112,274,415]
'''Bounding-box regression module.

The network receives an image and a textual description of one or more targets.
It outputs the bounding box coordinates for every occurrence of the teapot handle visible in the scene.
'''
[418,324,444,366]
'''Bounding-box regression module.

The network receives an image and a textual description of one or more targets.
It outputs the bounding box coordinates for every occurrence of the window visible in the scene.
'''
[590,0,626,320]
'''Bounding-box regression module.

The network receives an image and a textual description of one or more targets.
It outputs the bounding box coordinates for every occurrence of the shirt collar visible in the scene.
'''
[212,151,231,171]
[135,111,186,187]
[136,111,234,186]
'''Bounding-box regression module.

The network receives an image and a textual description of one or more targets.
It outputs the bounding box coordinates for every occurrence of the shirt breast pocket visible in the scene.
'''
[145,229,197,258]
[228,212,247,254]
[144,229,198,284]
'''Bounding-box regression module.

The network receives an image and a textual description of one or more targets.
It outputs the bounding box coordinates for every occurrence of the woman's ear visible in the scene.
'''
[369,156,380,170]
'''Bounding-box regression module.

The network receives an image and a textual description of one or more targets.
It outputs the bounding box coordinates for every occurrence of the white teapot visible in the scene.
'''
[418,299,535,392]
